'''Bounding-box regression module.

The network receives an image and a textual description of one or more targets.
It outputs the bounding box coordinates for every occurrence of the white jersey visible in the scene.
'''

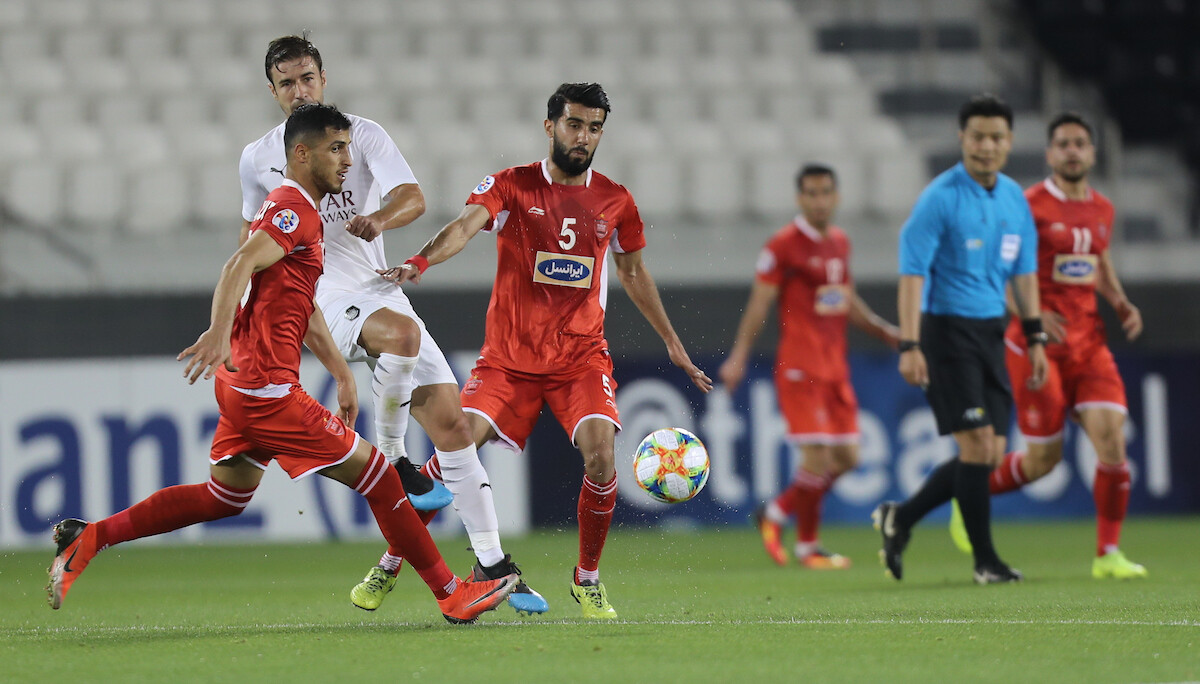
[239,113,419,292]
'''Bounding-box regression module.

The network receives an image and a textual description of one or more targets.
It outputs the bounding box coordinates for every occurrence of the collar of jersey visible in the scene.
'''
[540,158,592,187]
[793,215,826,242]
[280,178,319,210]
[1042,177,1093,203]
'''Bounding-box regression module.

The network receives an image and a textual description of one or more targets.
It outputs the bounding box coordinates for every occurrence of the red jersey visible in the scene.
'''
[466,160,646,375]
[757,216,853,382]
[218,180,325,388]
[1007,178,1115,353]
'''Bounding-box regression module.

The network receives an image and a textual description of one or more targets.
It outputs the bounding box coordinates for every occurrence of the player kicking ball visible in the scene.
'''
[47,104,517,623]
[377,83,712,618]
[948,113,1147,580]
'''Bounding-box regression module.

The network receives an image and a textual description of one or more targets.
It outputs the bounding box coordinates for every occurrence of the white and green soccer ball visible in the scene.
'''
[631,427,710,504]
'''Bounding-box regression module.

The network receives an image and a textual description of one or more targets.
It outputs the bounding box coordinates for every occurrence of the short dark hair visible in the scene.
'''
[283,103,350,154]
[547,83,611,121]
[265,33,323,85]
[958,93,1013,130]
[1047,111,1094,143]
[796,163,837,191]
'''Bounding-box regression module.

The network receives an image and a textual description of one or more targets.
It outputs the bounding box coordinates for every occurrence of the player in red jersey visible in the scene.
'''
[380,83,713,618]
[719,164,899,569]
[948,112,1147,579]
[45,104,518,622]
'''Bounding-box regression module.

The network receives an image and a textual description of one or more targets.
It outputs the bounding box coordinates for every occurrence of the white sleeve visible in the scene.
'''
[239,143,267,222]
[355,117,419,195]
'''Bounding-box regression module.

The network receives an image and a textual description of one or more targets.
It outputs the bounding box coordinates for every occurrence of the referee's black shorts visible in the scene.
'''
[921,313,1011,436]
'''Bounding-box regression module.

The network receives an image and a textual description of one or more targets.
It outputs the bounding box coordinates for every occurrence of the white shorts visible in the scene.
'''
[316,282,458,389]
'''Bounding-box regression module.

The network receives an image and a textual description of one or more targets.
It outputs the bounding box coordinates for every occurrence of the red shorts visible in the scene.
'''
[209,380,361,479]
[774,370,859,445]
[1005,337,1127,440]
[460,352,621,451]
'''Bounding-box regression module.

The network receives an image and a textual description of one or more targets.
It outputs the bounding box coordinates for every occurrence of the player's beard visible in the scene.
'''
[1056,164,1088,184]
[551,136,594,177]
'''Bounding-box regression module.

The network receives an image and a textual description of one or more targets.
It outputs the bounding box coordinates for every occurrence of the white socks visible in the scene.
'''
[373,353,418,463]
[435,444,504,567]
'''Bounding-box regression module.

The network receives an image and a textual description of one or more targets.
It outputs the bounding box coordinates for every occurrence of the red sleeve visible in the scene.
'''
[251,199,311,253]
[612,190,646,254]
[754,233,787,286]
[464,171,508,223]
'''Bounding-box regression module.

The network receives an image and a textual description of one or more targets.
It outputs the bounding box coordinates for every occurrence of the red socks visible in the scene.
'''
[774,469,831,544]
[1093,461,1131,556]
[94,476,254,549]
[353,449,455,599]
[989,451,1029,494]
[577,474,617,573]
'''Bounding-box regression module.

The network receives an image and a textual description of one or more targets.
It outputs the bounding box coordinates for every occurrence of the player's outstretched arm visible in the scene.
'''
[849,291,901,348]
[897,274,928,388]
[1097,249,1142,340]
[179,230,286,384]
[345,183,426,243]
[377,204,492,285]
[304,303,359,427]
[614,249,713,393]
[1010,271,1049,390]
[718,280,778,392]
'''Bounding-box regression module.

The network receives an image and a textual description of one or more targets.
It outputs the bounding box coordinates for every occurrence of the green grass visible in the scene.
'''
[2,517,1198,683]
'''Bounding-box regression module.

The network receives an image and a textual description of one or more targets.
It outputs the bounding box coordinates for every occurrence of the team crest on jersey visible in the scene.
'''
[272,208,300,233]
[472,175,496,195]
[463,375,482,395]
[595,218,609,240]
[814,284,851,316]
[1052,254,1098,285]
[324,416,345,436]
[533,251,594,289]
[1050,222,1066,232]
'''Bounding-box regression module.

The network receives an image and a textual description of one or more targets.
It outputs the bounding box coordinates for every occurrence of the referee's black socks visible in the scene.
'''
[896,457,959,529]
[955,461,1000,565]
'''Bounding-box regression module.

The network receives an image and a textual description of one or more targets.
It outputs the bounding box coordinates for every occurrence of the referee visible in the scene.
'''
[873,94,1048,584]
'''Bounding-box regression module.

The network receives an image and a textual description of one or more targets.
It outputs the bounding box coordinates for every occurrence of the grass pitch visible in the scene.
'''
[2,517,1197,683]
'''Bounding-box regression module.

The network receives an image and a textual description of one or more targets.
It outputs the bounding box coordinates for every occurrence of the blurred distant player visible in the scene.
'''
[241,36,545,613]
[46,104,517,622]
[719,164,899,569]
[949,113,1147,579]
[380,83,713,618]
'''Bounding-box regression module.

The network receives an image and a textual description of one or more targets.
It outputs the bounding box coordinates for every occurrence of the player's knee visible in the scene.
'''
[581,449,615,482]
[372,317,421,356]
[1025,445,1063,479]
[206,480,256,519]
[430,410,474,451]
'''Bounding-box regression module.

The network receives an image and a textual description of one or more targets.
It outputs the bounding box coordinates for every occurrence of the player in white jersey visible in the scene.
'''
[239,35,547,614]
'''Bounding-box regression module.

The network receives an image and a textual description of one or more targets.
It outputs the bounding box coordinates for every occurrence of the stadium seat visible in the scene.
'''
[8,124,43,164]
[7,161,64,226]
[179,28,238,62]
[44,126,104,163]
[746,155,804,216]
[32,0,93,28]
[687,157,746,218]
[91,0,155,28]
[0,0,30,30]
[0,31,51,64]
[64,58,131,96]
[119,27,175,62]
[129,60,191,95]
[125,166,190,234]
[65,162,124,227]
[509,0,568,27]
[156,0,215,28]
[623,154,684,216]
[95,93,151,128]
[109,124,171,168]
[8,59,66,96]
[191,159,242,226]
[31,94,88,128]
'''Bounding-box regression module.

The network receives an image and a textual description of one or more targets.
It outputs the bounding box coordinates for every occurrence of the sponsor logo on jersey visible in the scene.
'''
[814,284,851,316]
[272,208,300,233]
[473,175,495,195]
[1052,253,1098,285]
[527,206,545,216]
[533,251,595,289]
[344,306,360,321]
[1000,234,1021,261]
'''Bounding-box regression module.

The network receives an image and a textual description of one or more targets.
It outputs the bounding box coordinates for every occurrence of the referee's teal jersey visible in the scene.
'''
[898,162,1037,318]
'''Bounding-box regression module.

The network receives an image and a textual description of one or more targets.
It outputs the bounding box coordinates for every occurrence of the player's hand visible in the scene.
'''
[1027,343,1049,390]
[335,376,359,427]
[717,355,747,392]
[898,348,929,389]
[376,264,422,285]
[345,214,385,242]
[669,346,713,393]
[1116,299,1143,340]
[178,329,236,384]
[1043,310,1067,344]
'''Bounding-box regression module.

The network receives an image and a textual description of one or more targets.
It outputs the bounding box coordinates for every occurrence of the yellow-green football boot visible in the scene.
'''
[1092,550,1147,579]
[571,572,617,620]
[948,499,974,555]
[351,566,398,611]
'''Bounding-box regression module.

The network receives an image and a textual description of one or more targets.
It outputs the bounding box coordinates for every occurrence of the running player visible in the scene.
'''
[948,112,1147,579]
[46,104,518,622]
[719,164,899,569]
[240,36,546,613]
[379,83,713,618]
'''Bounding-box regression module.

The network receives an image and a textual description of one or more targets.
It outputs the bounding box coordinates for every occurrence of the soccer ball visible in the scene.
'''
[631,427,710,504]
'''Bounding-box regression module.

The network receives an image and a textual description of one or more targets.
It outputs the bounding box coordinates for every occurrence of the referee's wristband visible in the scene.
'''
[1022,318,1046,347]
[898,340,920,353]
[404,255,429,274]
